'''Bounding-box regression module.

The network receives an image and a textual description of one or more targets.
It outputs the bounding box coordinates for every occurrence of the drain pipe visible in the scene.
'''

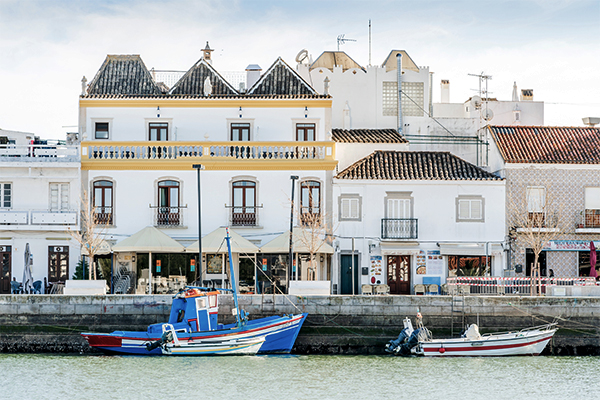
[397,53,403,134]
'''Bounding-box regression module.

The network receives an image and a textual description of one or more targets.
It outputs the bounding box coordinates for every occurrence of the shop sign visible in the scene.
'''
[546,240,599,251]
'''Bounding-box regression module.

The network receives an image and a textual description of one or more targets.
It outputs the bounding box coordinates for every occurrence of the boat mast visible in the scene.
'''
[225,228,242,326]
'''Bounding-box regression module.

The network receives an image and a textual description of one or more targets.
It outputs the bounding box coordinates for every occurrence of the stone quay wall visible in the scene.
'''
[1,294,599,355]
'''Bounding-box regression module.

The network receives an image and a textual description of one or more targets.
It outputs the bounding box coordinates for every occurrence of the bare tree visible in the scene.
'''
[507,178,569,295]
[67,190,109,280]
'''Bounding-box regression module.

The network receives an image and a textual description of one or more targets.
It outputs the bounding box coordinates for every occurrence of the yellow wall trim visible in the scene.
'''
[80,98,332,108]
[81,159,338,171]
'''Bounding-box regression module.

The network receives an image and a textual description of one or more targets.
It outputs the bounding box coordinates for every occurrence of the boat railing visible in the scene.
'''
[446,276,597,295]
[480,322,558,337]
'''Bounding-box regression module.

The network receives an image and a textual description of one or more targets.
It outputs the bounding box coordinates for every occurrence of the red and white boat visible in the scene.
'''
[386,317,557,357]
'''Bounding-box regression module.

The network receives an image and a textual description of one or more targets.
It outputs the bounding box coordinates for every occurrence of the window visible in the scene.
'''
[157,180,180,226]
[149,122,168,141]
[95,122,109,139]
[93,180,113,225]
[231,123,250,141]
[296,123,315,141]
[527,186,546,225]
[50,183,69,211]
[382,81,424,117]
[0,183,11,209]
[48,246,69,283]
[339,195,361,221]
[232,181,256,226]
[382,192,416,239]
[456,196,484,222]
[584,187,600,228]
[300,181,320,224]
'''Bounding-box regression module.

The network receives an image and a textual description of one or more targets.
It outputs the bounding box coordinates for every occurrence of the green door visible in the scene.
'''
[340,254,359,295]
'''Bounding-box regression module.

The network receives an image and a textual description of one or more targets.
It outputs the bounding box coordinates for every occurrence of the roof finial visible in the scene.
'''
[81,76,87,96]
[203,41,214,64]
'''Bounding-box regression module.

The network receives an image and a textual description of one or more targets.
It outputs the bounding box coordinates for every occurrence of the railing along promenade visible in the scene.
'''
[446,276,598,295]
[0,144,80,161]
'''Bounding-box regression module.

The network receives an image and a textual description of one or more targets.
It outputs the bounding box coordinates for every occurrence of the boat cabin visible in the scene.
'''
[148,289,219,334]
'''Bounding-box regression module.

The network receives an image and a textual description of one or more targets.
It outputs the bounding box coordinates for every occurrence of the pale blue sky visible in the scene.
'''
[0,0,598,138]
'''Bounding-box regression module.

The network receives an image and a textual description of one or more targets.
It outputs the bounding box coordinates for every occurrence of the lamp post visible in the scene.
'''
[288,175,299,292]
[192,164,204,283]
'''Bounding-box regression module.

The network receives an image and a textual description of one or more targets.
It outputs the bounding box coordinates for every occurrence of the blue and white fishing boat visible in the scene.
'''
[82,229,307,356]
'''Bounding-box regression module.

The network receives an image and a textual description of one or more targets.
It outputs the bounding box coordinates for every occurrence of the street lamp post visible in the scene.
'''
[192,164,204,283]
[288,175,299,292]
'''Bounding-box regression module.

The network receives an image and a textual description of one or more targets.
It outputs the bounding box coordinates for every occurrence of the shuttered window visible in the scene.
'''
[0,183,11,209]
[50,183,69,211]
[456,196,484,222]
[339,196,361,221]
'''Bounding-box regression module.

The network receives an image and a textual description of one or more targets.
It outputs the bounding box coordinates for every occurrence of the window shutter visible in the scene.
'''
[349,198,359,219]
[471,199,481,219]
[458,199,470,219]
[341,198,350,218]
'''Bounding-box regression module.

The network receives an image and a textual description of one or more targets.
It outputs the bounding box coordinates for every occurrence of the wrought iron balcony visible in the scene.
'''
[151,205,185,227]
[226,205,261,227]
[93,207,113,225]
[381,218,418,240]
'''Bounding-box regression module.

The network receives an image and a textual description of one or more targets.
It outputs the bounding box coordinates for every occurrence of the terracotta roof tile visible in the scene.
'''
[336,151,501,181]
[489,125,600,163]
[332,128,408,143]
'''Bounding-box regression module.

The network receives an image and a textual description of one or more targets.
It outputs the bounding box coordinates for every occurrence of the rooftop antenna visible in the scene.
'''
[337,34,356,51]
[468,72,493,166]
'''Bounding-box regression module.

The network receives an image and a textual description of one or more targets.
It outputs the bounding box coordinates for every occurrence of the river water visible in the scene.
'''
[1,354,598,399]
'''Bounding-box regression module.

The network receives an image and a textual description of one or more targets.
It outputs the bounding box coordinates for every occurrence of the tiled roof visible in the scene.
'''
[489,126,600,164]
[169,59,238,96]
[332,128,408,143]
[86,55,162,96]
[336,151,501,180]
[248,57,318,96]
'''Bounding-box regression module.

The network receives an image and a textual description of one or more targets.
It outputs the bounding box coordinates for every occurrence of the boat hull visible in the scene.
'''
[418,329,557,357]
[163,337,265,356]
[81,313,307,356]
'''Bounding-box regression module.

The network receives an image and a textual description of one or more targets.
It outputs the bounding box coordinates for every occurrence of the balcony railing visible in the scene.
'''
[82,141,335,163]
[93,208,113,225]
[0,145,80,162]
[0,209,78,225]
[151,205,185,227]
[381,218,418,240]
[226,205,261,226]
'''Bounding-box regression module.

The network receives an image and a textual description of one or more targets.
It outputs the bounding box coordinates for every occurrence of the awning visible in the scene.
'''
[260,227,334,254]
[81,239,112,256]
[439,243,503,256]
[186,227,259,254]
[380,241,421,255]
[112,226,184,253]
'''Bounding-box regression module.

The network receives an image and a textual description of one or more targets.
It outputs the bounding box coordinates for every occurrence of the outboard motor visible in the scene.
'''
[145,329,174,351]
[385,327,411,354]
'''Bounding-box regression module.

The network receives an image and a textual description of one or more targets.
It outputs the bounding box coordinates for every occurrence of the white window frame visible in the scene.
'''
[339,194,362,221]
[50,183,70,212]
[384,192,413,219]
[526,186,546,213]
[292,118,320,141]
[585,187,600,210]
[456,195,485,222]
[226,118,254,141]
[0,182,12,209]
[91,118,113,140]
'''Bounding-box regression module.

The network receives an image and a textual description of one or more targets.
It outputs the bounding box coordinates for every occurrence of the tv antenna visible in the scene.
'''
[337,34,356,51]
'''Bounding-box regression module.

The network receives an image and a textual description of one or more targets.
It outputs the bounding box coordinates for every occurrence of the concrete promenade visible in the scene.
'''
[1,294,599,355]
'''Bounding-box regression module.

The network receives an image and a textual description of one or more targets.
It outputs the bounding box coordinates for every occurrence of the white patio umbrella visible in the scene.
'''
[22,243,34,294]
[112,226,185,294]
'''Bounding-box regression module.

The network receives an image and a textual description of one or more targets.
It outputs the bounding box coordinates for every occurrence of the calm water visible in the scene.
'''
[1,354,599,400]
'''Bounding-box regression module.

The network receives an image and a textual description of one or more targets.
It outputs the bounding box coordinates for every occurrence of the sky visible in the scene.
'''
[0,0,599,139]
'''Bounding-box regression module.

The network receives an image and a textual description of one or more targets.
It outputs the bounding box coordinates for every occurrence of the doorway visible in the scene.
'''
[340,254,359,295]
[387,255,411,294]
[238,257,255,294]
[0,246,11,294]
[526,249,547,277]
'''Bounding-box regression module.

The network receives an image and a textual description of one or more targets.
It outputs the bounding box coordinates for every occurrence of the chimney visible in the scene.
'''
[512,82,518,102]
[245,64,262,90]
[520,89,533,101]
[203,41,214,64]
[441,80,450,103]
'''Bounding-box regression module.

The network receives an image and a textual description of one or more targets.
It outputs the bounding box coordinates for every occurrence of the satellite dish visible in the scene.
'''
[471,95,482,108]
[295,49,309,64]
[482,108,494,121]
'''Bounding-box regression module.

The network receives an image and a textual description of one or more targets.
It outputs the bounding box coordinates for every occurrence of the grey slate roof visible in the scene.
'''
[248,57,319,96]
[86,55,162,96]
[336,151,502,180]
[332,128,408,143]
[169,59,238,96]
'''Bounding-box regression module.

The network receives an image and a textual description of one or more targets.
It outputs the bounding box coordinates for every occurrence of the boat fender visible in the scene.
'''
[439,347,445,354]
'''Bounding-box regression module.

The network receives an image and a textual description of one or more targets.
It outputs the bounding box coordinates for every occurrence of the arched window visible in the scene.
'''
[157,180,180,226]
[232,181,256,226]
[300,180,320,225]
[93,180,113,225]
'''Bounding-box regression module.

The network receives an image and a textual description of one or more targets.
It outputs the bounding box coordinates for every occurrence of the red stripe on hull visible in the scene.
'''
[82,334,122,347]
[423,335,552,354]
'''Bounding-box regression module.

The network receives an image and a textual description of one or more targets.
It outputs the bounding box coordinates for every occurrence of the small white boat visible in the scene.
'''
[158,324,266,356]
[386,316,558,357]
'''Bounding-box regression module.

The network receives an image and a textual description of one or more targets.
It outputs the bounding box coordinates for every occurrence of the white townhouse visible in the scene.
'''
[79,49,336,294]
[296,50,543,168]
[332,149,506,295]
[0,129,80,293]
